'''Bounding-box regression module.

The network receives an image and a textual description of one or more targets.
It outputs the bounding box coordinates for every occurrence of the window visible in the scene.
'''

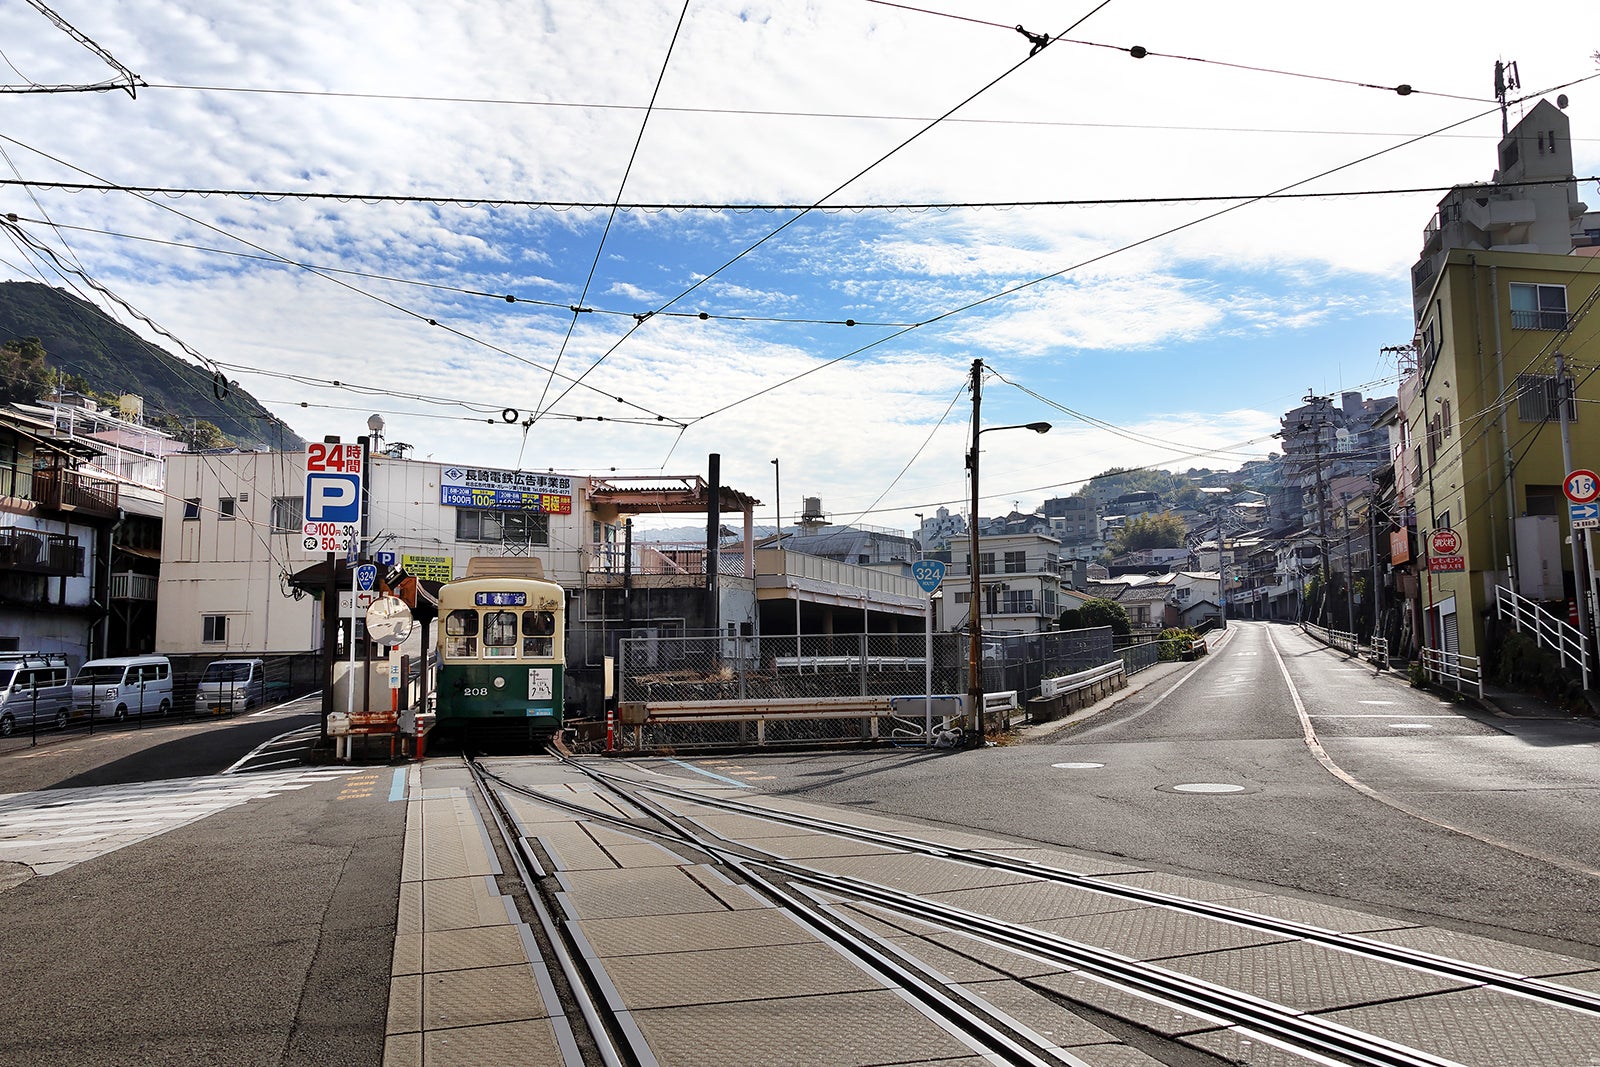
[1177,587,1191,601]
[482,611,519,657]
[1510,282,1568,330]
[456,509,550,545]
[271,496,303,531]
[1515,374,1576,423]
[523,610,556,658]
[218,497,236,521]
[1525,485,1561,517]
[1003,550,1027,574]
[444,609,479,658]
[202,615,228,643]
[978,552,996,575]
[183,498,201,520]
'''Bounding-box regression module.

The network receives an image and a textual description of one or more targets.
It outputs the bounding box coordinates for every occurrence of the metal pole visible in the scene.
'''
[967,358,984,742]
[1556,354,1593,640]
[1343,498,1354,634]
[1217,504,1226,630]
[917,512,931,742]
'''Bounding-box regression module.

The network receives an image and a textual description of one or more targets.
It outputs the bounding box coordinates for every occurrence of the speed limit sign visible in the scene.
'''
[1564,469,1600,505]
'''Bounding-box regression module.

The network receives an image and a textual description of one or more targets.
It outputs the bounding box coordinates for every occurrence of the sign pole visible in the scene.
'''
[910,558,947,744]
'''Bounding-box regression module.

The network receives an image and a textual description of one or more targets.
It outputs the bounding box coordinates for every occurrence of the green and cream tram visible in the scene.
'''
[435,557,564,741]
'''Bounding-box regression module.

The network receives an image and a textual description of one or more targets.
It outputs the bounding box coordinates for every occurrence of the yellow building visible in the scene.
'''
[1405,248,1600,660]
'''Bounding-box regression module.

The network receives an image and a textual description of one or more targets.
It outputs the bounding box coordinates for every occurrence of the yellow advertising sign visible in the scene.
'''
[402,554,453,583]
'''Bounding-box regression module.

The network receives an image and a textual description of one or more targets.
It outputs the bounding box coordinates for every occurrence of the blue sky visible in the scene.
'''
[1,1,1597,533]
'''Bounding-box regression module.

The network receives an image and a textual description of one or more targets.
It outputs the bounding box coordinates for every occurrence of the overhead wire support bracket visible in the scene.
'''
[15,0,145,98]
[1014,25,1051,57]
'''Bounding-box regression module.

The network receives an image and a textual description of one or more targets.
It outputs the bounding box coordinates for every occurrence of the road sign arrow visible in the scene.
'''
[1571,502,1600,522]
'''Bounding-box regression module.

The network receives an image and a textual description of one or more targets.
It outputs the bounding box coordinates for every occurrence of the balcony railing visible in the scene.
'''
[0,526,84,576]
[1511,309,1569,331]
[111,571,159,601]
[32,468,119,517]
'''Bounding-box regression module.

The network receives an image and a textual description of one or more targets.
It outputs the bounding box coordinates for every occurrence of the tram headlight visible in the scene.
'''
[492,676,505,689]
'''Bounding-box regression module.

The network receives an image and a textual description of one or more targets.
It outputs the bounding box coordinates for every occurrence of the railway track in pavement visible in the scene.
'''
[466,753,1600,1066]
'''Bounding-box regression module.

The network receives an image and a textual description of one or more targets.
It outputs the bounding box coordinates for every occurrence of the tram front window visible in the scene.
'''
[523,610,556,658]
[444,609,479,658]
[483,611,519,658]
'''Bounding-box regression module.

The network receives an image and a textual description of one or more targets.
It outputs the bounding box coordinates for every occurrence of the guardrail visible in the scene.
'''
[1370,637,1389,670]
[1494,584,1587,690]
[1420,647,1483,699]
[1302,623,1360,655]
[1041,661,1123,699]
[609,688,1021,751]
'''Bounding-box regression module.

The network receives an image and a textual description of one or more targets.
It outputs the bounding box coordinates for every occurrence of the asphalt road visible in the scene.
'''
[0,701,402,1067]
[669,620,1600,954]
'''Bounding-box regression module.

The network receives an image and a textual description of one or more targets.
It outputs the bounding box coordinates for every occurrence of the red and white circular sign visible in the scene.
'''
[1564,469,1600,504]
[1430,529,1461,556]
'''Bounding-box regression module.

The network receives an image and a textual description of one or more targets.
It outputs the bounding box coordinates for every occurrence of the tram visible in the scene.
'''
[434,557,565,744]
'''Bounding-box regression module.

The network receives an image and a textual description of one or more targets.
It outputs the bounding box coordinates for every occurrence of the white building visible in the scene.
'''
[939,532,1065,635]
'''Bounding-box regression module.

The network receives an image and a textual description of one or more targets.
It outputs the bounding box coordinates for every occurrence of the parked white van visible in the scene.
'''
[194,658,267,716]
[0,653,73,736]
[73,656,173,721]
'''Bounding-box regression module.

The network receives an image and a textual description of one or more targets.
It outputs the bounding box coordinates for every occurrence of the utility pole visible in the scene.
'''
[966,358,984,743]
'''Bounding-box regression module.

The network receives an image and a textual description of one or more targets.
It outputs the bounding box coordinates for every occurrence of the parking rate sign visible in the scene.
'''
[303,442,363,550]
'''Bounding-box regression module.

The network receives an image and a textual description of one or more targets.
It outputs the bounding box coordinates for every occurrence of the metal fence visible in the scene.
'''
[615,626,1114,749]
[1421,647,1483,699]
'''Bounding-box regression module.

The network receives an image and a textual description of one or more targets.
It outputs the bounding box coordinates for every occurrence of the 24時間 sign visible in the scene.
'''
[439,466,573,513]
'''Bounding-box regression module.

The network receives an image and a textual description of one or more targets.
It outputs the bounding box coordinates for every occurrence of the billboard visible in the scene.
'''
[439,465,572,514]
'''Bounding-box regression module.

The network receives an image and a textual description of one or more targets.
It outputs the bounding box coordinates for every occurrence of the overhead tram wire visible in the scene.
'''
[534,0,1121,422]
[987,366,1270,461]
[11,175,1598,212]
[532,0,692,424]
[864,0,1489,102]
[687,92,1533,429]
[0,213,920,327]
[0,136,685,429]
[832,380,968,530]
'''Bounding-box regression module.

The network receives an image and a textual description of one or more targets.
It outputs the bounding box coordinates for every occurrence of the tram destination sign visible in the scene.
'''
[439,465,573,514]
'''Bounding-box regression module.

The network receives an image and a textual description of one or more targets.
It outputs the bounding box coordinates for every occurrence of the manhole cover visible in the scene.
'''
[1053,762,1104,769]
[1157,782,1259,795]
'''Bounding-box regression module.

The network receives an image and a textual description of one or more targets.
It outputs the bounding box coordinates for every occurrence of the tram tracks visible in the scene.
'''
[472,755,1600,1066]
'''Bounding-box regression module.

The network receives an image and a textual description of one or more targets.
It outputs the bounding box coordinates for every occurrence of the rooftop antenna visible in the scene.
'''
[1494,59,1520,136]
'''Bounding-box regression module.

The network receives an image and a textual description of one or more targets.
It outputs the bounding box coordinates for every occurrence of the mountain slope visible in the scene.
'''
[0,281,303,450]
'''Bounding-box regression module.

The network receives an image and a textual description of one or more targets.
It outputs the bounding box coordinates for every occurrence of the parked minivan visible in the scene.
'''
[73,656,173,721]
[194,658,266,716]
[0,653,73,736]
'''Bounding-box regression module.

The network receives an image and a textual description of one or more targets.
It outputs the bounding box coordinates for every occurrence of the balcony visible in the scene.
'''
[32,468,119,518]
[110,571,158,601]
[0,526,84,576]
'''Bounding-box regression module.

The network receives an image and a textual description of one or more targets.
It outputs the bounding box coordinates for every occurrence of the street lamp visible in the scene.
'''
[914,512,925,561]
[967,419,1051,743]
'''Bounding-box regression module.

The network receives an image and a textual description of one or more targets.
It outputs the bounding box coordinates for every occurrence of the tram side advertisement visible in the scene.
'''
[439,465,572,513]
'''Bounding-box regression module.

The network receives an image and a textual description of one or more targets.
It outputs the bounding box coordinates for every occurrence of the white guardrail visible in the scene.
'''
[1040,661,1125,699]
[1420,647,1483,699]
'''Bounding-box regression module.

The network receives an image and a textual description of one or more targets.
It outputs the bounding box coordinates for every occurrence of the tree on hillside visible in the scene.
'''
[0,336,51,404]
[1112,511,1187,554]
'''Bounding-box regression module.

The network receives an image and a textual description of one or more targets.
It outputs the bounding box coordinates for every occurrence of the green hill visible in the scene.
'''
[0,281,304,450]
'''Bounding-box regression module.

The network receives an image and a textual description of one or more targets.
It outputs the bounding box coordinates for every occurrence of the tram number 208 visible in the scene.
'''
[462,687,489,697]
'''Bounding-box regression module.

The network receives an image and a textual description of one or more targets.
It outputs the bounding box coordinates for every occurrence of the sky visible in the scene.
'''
[1,1,1597,535]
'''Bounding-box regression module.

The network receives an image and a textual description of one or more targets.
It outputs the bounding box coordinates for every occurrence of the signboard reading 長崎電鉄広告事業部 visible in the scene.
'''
[439,465,573,514]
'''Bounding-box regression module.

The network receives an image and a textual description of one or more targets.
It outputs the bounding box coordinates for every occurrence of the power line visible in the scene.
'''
[8,174,1594,211]
[536,1,1120,421]
[863,0,1489,102]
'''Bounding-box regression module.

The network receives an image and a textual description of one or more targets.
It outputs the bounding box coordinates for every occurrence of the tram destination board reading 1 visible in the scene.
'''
[474,591,528,607]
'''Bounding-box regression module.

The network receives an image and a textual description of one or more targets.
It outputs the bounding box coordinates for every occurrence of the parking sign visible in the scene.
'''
[303,443,363,551]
